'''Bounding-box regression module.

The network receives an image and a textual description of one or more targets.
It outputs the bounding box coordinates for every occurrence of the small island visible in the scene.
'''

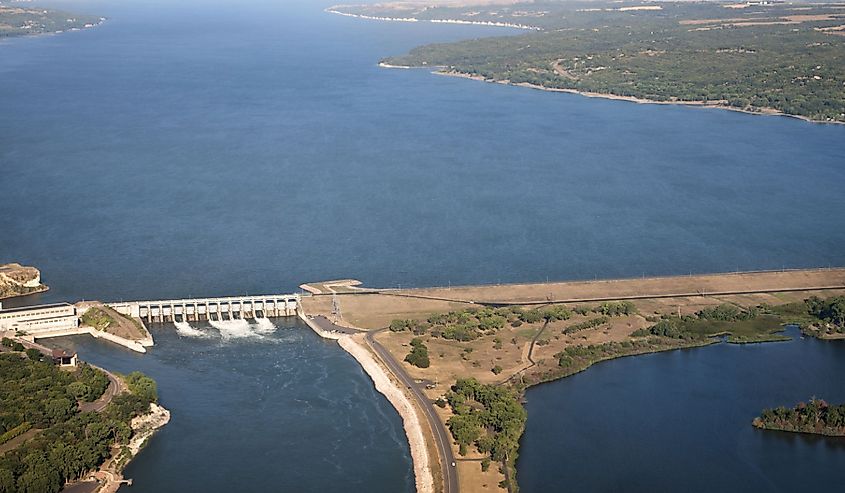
[754,398,845,437]
[0,263,48,300]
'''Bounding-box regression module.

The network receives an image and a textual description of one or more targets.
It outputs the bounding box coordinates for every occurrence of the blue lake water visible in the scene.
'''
[518,329,845,492]
[2,0,844,304]
[2,0,845,491]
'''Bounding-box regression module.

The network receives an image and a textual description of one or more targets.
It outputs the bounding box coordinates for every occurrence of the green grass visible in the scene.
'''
[682,315,790,343]
[81,307,117,331]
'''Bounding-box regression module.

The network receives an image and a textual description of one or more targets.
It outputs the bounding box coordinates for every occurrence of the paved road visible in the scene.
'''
[79,365,124,413]
[365,329,459,493]
[309,315,362,335]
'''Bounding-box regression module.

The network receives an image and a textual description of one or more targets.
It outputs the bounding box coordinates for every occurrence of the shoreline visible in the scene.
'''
[374,62,844,126]
[297,310,435,493]
[0,17,107,45]
[337,334,435,493]
[325,7,540,30]
[433,69,845,125]
[0,285,49,301]
[96,402,171,493]
[300,269,845,492]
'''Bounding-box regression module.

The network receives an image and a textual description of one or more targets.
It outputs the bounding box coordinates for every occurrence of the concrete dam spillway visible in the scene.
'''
[109,294,300,324]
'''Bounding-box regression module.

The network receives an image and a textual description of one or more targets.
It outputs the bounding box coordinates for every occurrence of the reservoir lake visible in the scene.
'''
[1,0,844,491]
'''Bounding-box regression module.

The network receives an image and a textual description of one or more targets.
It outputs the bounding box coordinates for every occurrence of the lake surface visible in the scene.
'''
[2,0,845,491]
[518,329,845,492]
[2,0,844,305]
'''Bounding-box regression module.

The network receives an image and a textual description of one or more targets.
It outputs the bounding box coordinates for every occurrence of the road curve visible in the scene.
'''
[365,329,459,493]
[79,364,125,413]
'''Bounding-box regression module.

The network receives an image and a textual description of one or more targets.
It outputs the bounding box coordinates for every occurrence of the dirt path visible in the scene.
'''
[0,428,41,455]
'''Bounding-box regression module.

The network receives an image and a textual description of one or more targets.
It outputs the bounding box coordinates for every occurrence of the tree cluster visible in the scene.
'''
[388,305,573,342]
[754,398,845,436]
[594,301,636,317]
[562,316,609,335]
[446,378,526,466]
[404,338,430,368]
[805,296,845,327]
[0,354,157,493]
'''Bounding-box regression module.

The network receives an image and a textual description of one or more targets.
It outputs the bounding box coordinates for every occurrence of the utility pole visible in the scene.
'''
[331,293,342,323]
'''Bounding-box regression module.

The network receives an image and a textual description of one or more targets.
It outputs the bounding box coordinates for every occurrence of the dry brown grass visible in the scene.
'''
[399,268,845,305]
[301,270,845,493]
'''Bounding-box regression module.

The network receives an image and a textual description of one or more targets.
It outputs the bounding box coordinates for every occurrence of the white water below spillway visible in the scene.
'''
[174,320,210,338]
[254,317,277,335]
[173,317,278,340]
[208,317,253,339]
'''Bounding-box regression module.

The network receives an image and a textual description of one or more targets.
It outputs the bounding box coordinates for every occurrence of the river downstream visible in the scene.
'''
[50,319,414,492]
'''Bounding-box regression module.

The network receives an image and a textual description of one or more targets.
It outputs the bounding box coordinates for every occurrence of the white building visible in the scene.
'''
[0,302,79,334]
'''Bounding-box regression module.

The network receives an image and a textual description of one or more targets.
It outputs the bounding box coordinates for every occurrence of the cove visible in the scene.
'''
[517,328,845,492]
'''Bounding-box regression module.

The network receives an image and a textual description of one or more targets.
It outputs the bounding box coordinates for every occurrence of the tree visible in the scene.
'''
[17,452,60,493]
[125,372,157,403]
[45,398,74,425]
[25,348,43,362]
[405,339,430,368]
[0,468,15,493]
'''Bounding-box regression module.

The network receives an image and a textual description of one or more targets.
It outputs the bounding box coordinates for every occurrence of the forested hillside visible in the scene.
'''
[337,1,845,122]
[0,352,157,493]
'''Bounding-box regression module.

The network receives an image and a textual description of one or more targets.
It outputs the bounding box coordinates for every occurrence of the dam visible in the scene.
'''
[108,294,300,323]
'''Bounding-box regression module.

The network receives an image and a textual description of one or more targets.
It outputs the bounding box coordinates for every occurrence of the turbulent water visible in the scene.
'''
[2,0,844,491]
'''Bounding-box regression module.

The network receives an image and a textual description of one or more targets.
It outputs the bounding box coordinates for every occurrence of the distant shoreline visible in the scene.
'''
[339,5,843,125]
[385,64,844,125]
[325,7,540,30]
[0,17,106,44]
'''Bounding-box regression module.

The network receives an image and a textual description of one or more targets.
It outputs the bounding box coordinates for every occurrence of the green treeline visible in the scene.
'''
[124,371,158,403]
[754,398,845,436]
[554,337,702,376]
[389,302,636,342]
[563,316,610,334]
[805,296,845,328]
[0,354,157,493]
[768,295,844,338]
[631,303,788,343]
[446,378,526,490]
[376,1,845,122]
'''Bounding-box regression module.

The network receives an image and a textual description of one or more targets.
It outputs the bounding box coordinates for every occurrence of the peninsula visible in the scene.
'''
[330,0,845,123]
[300,268,845,492]
[0,263,48,300]
[0,342,167,493]
[754,398,845,437]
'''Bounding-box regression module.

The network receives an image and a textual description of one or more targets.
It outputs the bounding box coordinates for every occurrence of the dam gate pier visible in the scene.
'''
[108,294,300,324]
